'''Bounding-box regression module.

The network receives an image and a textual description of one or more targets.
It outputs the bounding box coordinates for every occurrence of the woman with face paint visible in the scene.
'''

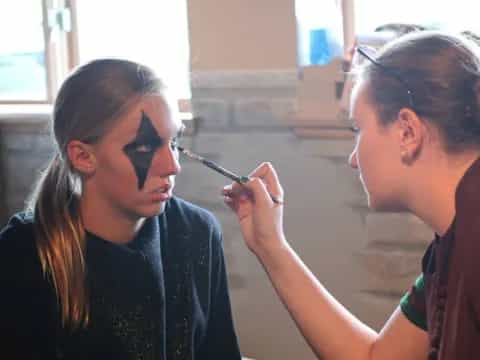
[0,59,241,359]
[224,31,480,360]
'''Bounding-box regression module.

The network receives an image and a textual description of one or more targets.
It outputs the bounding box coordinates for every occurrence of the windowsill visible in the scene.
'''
[0,104,197,136]
[0,104,51,123]
[0,104,194,121]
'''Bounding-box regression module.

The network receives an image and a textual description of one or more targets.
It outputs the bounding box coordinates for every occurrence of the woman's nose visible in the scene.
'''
[348,147,358,169]
[153,145,182,176]
[166,146,182,175]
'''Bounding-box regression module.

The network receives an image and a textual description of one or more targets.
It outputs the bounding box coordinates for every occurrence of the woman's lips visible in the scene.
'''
[149,184,172,201]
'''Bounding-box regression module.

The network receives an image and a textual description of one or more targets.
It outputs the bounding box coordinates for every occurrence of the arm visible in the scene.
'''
[259,243,428,360]
[223,162,429,360]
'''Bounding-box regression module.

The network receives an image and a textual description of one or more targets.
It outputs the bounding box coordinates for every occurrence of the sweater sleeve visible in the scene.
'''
[198,222,241,360]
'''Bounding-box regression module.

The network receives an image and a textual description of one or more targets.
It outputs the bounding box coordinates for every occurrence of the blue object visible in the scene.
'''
[309,28,331,65]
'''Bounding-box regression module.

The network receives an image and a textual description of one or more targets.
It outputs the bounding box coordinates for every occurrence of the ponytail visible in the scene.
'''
[28,153,88,329]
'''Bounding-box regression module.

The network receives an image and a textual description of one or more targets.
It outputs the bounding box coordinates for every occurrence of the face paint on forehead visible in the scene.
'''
[123,111,164,190]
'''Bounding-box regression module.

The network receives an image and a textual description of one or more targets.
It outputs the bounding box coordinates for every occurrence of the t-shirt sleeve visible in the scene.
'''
[400,274,428,331]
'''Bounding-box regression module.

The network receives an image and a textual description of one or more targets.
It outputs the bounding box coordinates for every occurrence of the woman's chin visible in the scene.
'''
[368,196,406,213]
[135,202,167,218]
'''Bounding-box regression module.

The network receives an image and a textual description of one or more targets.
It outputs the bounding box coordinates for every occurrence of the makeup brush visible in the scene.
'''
[177,146,283,204]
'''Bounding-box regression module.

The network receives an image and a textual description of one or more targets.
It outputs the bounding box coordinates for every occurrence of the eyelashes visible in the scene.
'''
[348,125,360,134]
[132,138,180,153]
[134,143,155,153]
[170,137,180,150]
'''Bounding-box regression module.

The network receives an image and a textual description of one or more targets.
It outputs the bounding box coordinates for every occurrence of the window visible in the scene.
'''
[76,0,191,99]
[355,0,480,35]
[295,0,343,66]
[0,0,47,102]
[0,0,191,104]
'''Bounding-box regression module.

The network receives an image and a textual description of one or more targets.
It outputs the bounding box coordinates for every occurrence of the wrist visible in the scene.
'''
[254,237,292,268]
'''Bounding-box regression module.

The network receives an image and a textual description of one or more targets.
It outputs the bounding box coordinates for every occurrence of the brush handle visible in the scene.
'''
[202,159,244,183]
[204,160,282,204]
[236,175,283,204]
[179,147,283,204]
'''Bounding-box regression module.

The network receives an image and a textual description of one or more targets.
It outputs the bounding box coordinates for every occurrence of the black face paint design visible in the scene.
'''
[123,111,164,190]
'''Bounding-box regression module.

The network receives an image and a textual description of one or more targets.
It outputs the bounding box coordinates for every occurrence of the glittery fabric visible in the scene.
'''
[38,208,166,360]
[0,197,241,360]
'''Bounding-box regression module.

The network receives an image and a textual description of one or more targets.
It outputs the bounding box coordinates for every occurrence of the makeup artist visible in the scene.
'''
[224,31,480,360]
[0,59,241,360]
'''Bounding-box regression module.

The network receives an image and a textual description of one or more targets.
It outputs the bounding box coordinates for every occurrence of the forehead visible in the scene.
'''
[116,95,182,139]
[350,80,371,121]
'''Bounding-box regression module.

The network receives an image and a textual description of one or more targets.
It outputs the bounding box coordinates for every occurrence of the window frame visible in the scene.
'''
[0,0,78,105]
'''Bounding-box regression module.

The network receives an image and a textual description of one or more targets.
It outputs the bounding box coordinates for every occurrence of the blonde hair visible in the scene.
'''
[28,59,164,329]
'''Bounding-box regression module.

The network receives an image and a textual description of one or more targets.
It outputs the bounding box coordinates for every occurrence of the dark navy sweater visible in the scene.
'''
[0,197,241,359]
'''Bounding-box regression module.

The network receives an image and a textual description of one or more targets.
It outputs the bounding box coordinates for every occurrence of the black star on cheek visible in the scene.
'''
[123,111,164,190]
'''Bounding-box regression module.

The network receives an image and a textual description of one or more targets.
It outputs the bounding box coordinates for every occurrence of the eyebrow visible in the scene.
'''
[124,120,186,142]
[347,117,357,125]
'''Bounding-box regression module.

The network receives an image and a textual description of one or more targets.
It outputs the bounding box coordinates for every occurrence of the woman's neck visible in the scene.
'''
[407,151,480,236]
[79,194,145,244]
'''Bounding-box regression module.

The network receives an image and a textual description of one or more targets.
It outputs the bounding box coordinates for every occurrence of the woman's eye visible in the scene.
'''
[170,138,179,150]
[135,144,153,153]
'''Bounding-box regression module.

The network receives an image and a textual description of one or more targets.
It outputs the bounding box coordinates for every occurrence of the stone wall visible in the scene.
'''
[0,115,53,226]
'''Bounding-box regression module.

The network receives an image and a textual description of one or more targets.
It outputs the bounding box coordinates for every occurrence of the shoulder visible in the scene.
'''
[167,196,221,231]
[0,212,37,254]
[165,196,224,251]
[0,214,55,331]
[0,212,42,276]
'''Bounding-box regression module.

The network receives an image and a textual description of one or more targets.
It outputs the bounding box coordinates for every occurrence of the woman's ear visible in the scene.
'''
[396,108,427,163]
[67,140,96,176]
